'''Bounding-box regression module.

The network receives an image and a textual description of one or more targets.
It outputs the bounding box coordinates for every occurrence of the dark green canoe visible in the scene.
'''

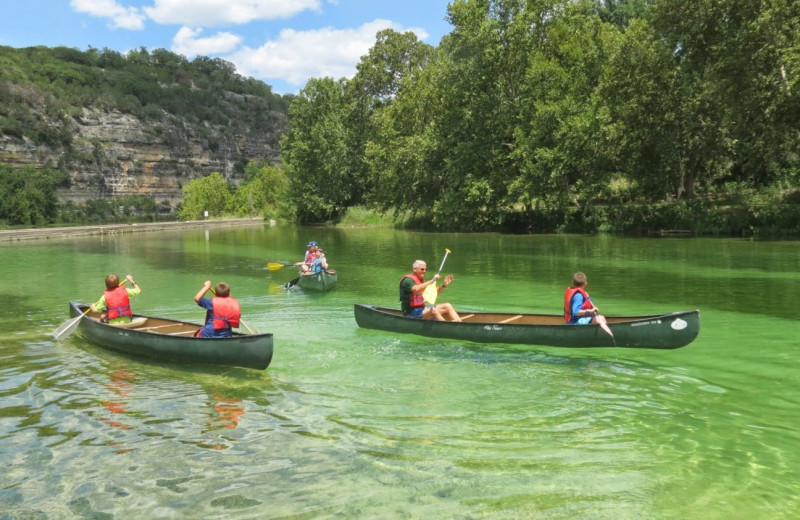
[295,269,338,291]
[69,301,273,369]
[354,304,699,349]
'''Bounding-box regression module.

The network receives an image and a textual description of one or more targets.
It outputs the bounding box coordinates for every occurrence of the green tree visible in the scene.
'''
[177,172,232,220]
[281,78,352,222]
[234,161,294,219]
[0,165,69,225]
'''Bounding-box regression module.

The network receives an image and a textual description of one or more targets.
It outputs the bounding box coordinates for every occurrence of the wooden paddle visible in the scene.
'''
[422,248,451,305]
[52,279,128,340]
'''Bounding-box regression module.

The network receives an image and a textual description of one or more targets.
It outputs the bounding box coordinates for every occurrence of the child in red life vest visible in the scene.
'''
[193,280,241,338]
[91,274,141,324]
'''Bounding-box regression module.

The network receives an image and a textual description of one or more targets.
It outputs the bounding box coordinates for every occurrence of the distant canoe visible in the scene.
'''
[354,304,699,349]
[69,301,273,369]
[296,269,338,291]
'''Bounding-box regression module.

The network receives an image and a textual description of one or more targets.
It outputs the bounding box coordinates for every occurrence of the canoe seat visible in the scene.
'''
[111,317,148,329]
[459,314,475,321]
[499,315,523,324]
[168,330,198,336]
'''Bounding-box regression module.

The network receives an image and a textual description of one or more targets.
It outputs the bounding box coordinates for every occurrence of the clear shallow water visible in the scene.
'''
[1,225,799,518]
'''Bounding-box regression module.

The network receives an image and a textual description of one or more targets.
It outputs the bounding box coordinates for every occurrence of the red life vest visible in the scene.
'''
[211,297,240,329]
[304,250,314,265]
[399,274,425,309]
[104,286,132,320]
[564,286,593,322]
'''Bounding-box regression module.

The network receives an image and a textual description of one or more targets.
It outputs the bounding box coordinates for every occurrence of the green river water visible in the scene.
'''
[1,224,799,519]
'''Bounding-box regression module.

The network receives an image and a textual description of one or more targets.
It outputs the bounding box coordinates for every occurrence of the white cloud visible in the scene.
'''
[144,0,321,27]
[71,0,146,30]
[227,19,428,89]
[172,27,243,56]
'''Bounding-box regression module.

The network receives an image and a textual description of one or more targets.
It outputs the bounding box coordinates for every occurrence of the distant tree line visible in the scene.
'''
[281,0,800,235]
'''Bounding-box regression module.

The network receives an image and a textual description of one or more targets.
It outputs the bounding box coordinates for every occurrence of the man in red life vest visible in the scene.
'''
[194,280,241,338]
[91,274,141,324]
[399,260,461,322]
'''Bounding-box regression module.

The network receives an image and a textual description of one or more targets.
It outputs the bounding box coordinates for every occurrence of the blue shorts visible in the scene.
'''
[574,316,594,325]
[407,307,424,319]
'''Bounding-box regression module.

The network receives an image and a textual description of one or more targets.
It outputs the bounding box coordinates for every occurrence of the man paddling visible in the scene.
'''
[399,260,461,322]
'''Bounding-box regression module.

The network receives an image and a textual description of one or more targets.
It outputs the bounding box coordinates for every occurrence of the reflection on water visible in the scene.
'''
[1,227,800,517]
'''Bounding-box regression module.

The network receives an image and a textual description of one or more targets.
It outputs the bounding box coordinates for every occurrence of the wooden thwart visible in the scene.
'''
[499,315,523,324]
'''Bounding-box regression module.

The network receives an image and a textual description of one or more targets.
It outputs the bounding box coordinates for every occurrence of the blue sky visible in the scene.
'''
[0,0,453,95]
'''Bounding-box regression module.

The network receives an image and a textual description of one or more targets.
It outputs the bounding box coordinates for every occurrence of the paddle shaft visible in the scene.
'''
[422,249,451,305]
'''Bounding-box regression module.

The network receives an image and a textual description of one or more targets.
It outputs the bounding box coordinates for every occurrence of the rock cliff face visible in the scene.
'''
[0,106,286,207]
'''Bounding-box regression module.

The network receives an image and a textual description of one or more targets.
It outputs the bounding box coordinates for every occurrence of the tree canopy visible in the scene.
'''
[281,0,800,233]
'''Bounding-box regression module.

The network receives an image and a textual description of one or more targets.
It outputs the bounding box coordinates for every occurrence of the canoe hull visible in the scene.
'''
[354,304,699,349]
[69,301,273,369]
[296,270,338,291]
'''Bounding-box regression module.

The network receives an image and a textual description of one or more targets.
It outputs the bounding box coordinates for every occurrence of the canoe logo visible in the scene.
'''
[671,318,688,331]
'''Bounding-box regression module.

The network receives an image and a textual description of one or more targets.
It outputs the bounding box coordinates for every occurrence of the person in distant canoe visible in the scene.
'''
[194,280,240,338]
[399,260,461,322]
[308,248,328,274]
[294,240,318,273]
[91,274,141,324]
[564,272,607,326]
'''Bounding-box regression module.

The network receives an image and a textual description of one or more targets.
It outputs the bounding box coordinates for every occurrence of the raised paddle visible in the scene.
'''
[422,248,451,306]
[52,279,128,340]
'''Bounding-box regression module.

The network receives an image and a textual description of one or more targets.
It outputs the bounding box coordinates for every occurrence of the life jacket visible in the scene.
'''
[564,286,593,322]
[304,250,314,265]
[104,286,131,320]
[211,297,240,330]
[399,274,425,309]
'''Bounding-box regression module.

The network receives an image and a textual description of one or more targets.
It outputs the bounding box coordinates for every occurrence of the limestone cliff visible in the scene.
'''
[0,105,286,207]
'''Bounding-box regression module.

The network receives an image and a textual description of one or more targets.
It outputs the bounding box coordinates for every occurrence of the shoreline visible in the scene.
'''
[0,218,267,243]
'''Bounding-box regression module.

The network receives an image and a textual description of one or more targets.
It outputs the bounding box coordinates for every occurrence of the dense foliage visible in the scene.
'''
[0,45,290,146]
[177,163,294,221]
[281,0,800,234]
[0,165,69,226]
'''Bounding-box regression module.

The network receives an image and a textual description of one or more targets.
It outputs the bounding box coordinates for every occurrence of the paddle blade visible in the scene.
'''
[52,314,83,340]
[267,262,287,271]
[422,282,438,306]
[595,314,614,337]
[240,320,258,334]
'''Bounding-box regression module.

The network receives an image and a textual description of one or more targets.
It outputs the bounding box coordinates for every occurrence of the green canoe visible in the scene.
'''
[295,269,338,291]
[354,304,699,349]
[69,301,273,369]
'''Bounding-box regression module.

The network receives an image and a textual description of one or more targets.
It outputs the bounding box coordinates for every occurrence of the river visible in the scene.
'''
[1,224,798,518]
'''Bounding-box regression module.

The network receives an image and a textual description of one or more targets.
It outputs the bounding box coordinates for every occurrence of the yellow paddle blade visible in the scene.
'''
[422,282,438,306]
[267,262,286,271]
